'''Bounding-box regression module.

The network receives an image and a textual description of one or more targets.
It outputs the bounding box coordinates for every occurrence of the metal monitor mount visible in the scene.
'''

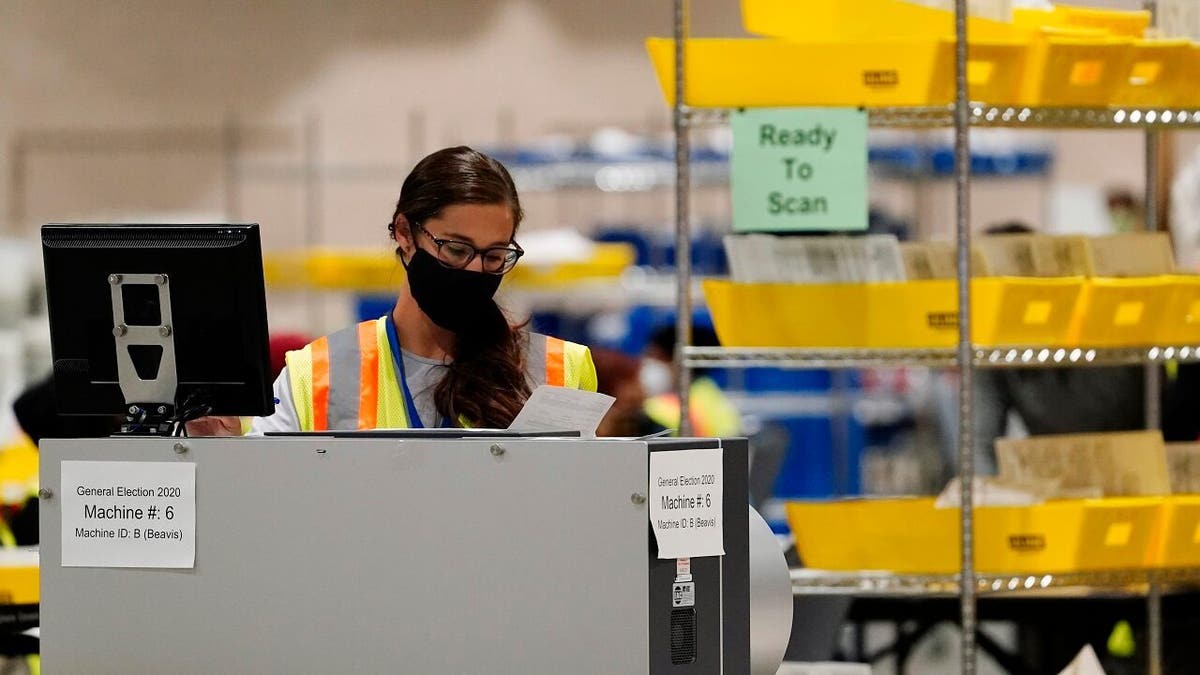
[110,273,178,435]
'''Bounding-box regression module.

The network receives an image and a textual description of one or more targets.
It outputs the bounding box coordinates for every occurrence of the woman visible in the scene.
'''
[242,146,596,433]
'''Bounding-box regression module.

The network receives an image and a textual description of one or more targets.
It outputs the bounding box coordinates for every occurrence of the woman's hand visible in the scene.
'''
[185,416,242,437]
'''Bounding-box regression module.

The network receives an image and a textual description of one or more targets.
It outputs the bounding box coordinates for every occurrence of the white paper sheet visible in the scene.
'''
[1057,645,1106,675]
[776,663,871,675]
[934,476,1046,508]
[649,448,724,559]
[507,385,615,438]
[60,460,196,568]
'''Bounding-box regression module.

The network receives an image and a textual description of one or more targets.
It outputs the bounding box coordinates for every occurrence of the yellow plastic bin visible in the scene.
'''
[973,277,1085,347]
[702,280,869,347]
[1152,496,1200,568]
[1014,5,1150,38]
[0,564,38,605]
[704,280,961,349]
[1159,275,1200,344]
[1071,277,1174,346]
[741,0,1027,41]
[974,498,1160,573]
[646,37,1028,108]
[1179,45,1200,107]
[1113,39,1196,107]
[706,279,1084,349]
[788,497,1161,575]
[787,498,959,573]
[647,38,952,108]
[1019,33,1133,106]
[866,280,958,348]
[958,39,1032,105]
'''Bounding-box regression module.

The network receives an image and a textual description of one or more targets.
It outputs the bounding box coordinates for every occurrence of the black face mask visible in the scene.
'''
[402,247,504,333]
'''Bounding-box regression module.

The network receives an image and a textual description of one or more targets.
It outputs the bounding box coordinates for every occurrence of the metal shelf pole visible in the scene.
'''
[952,0,976,671]
[1149,578,1164,675]
[1145,123,1165,675]
[1145,3,1164,670]
[1145,128,1163,433]
[673,0,693,435]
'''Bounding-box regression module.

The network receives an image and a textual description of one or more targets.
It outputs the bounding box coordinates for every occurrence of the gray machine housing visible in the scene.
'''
[40,435,749,674]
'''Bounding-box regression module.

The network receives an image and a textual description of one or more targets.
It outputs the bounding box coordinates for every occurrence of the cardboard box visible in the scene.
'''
[977,234,1038,277]
[996,430,1171,497]
[900,242,936,280]
[1031,235,1092,276]
[901,242,990,279]
[1167,443,1200,494]
[1085,232,1176,277]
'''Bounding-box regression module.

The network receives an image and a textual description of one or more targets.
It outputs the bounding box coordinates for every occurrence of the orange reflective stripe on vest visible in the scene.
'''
[311,336,330,431]
[544,336,565,387]
[356,320,379,429]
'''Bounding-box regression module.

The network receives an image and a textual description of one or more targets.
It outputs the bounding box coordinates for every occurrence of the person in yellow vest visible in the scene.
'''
[196,146,596,435]
[640,325,740,437]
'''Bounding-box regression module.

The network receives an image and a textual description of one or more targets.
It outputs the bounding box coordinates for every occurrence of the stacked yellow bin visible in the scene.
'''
[647,0,1200,108]
[788,497,1163,574]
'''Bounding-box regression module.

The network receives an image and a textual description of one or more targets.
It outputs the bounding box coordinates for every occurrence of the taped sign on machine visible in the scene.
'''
[648,448,724,559]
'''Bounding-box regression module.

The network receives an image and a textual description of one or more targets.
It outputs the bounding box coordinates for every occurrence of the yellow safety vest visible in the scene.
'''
[284,316,597,431]
[645,377,741,438]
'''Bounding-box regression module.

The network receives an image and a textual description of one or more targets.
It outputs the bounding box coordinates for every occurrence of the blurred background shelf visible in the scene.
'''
[792,567,1200,598]
[684,345,1200,369]
[687,105,1200,129]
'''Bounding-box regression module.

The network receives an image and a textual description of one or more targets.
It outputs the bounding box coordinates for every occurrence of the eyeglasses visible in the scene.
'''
[415,223,524,275]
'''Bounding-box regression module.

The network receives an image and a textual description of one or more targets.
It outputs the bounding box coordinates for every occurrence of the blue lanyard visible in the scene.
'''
[385,313,447,429]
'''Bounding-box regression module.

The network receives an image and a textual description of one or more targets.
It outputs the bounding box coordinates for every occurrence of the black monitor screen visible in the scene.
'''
[42,224,274,417]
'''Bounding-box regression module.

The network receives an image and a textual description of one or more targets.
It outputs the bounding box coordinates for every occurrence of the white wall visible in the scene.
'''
[0,0,746,248]
[2,0,1193,257]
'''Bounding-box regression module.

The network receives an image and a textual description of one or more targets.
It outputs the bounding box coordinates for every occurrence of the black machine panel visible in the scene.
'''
[647,437,751,675]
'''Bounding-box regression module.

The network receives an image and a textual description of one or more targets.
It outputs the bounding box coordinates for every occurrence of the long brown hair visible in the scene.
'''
[388,146,531,427]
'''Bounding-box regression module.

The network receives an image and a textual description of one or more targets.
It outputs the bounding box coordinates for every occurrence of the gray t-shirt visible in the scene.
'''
[249,349,449,434]
[400,349,447,428]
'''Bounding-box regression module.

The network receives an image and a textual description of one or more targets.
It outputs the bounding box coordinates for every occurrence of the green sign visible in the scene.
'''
[731,107,868,233]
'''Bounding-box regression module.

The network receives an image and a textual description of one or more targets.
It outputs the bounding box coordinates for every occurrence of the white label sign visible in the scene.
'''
[649,448,724,559]
[675,557,691,580]
[672,581,696,608]
[60,461,196,568]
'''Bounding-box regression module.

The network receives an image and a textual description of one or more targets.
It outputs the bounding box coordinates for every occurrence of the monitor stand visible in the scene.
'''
[109,273,178,435]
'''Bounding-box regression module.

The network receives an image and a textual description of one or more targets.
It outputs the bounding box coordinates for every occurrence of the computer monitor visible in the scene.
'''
[41,224,274,429]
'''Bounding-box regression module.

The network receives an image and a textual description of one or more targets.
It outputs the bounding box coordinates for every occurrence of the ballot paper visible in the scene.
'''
[1057,645,1106,675]
[933,476,1049,508]
[507,385,615,437]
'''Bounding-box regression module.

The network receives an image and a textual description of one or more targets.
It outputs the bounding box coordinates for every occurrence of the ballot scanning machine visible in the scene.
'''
[38,224,793,674]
